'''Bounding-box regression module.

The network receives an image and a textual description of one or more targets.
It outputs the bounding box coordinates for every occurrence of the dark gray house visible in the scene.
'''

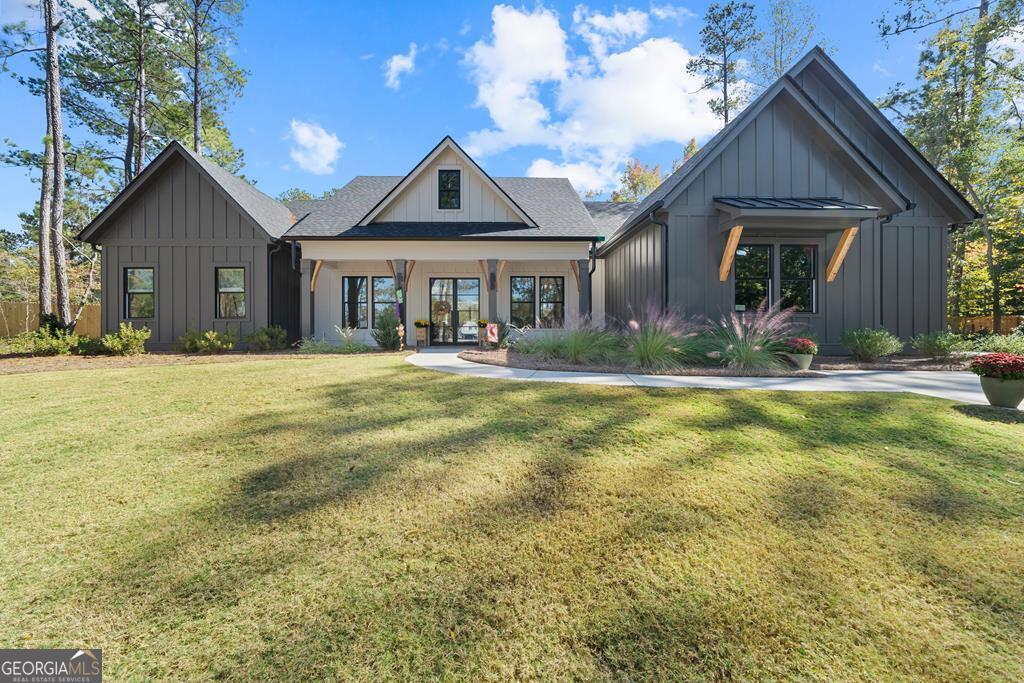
[80,48,975,353]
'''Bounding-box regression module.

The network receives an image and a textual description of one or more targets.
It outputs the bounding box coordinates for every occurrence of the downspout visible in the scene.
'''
[267,241,283,327]
[587,238,598,317]
[649,209,669,310]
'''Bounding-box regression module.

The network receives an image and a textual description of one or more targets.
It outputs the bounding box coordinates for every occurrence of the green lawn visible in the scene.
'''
[1,354,1022,681]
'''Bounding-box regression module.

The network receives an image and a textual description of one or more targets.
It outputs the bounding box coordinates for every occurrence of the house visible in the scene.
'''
[79,47,977,353]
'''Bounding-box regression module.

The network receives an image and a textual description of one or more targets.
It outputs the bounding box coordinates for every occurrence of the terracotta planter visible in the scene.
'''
[979,376,1024,409]
[786,353,814,371]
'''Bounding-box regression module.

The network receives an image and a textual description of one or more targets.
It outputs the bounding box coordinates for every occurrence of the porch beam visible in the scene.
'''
[486,259,499,320]
[569,260,581,290]
[826,226,859,282]
[477,260,489,289]
[497,259,506,283]
[718,226,744,282]
[309,259,323,292]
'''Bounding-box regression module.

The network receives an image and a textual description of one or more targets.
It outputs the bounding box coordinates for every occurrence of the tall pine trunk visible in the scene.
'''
[134,1,146,176]
[722,46,730,124]
[38,125,54,317]
[191,2,202,154]
[44,0,71,326]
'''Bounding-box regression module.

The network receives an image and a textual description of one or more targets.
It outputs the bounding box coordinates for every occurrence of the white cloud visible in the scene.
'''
[649,3,695,21]
[527,158,619,194]
[2,0,100,25]
[573,6,649,59]
[384,43,417,90]
[463,5,719,191]
[459,20,471,36]
[287,120,343,175]
[871,61,892,78]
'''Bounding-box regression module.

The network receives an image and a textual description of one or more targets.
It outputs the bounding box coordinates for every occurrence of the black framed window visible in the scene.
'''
[216,267,246,319]
[372,276,397,327]
[124,267,154,319]
[342,276,368,329]
[510,276,535,327]
[734,245,771,312]
[539,276,564,328]
[780,245,817,312]
[438,169,461,210]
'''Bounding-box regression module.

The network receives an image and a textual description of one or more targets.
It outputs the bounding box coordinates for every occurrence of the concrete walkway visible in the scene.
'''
[406,348,987,405]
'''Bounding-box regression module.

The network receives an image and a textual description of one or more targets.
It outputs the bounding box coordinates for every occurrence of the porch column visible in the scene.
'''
[486,258,498,320]
[393,258,407,333]
[576,259,592,319]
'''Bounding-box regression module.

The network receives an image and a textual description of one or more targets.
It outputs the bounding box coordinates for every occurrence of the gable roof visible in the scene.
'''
[584,201,639,237]
[282,174,599,240]
[602,46,979,251]
[78,141,296,243]
[790,47,979,222]
[357,136,537,227]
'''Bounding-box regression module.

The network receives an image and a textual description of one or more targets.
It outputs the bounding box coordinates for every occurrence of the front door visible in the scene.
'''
[430,278,480,345]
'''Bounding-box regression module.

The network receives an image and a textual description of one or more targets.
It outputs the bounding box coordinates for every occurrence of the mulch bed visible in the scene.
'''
[458,348,971,376]
[0,350,405,376]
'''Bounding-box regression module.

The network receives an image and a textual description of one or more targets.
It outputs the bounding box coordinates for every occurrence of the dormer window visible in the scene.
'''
[438,169,461,210]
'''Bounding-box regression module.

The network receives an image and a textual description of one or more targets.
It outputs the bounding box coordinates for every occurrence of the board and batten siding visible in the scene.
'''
[98,154,272,349]
[374,149,525,223]
[603,89,952,352]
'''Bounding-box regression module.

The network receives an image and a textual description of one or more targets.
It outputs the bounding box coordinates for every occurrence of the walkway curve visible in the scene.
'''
[405,349,987,405]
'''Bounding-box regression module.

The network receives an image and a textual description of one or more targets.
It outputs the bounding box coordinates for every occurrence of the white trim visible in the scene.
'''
[299,240,591,261]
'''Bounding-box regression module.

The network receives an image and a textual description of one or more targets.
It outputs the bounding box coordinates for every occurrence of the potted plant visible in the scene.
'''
[413,319,429,347]
[783,337,818,371]
[477,319,488,346]
[969,353,1024,409]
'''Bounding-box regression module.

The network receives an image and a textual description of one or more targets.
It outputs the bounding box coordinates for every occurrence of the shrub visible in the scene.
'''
[334,325,371,353]
[969,353,1024,380]
[710,302,803,371]
[521,333,569,359]
[561,326,622,364]
[911,331,965,359]
[784,337,818,355]
[245,325,289,351]
[100,322,151,356]
[26,328,79,356]
[371,310,402,350]
[842,328,903,361]
[177,329,236,354]
[971,333,1024,355]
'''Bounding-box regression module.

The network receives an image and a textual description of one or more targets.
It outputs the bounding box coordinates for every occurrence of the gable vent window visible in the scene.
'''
[438,169,461,210]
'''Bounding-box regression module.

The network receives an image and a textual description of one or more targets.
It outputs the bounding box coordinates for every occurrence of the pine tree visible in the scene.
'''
[686,1,761,125]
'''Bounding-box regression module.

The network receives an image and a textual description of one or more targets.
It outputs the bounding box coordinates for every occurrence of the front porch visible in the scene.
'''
[299,240,602,347]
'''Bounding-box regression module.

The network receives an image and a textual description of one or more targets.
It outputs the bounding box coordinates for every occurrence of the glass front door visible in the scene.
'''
[430,278,480,344]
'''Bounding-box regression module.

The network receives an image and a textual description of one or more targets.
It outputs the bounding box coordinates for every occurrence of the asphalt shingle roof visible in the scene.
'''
[282,175,599,239]
[177,144,297,239]
[583,201,639,237]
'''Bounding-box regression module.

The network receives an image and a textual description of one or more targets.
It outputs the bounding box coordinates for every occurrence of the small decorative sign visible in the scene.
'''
[485,323,499,344]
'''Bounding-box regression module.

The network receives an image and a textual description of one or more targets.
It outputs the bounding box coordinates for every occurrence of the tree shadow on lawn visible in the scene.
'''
[953,404,1024,424]
[78,366,1024,678]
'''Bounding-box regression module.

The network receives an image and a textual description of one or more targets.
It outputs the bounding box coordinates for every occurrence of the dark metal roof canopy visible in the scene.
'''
[714,197,879,211]
[713,196,883,225]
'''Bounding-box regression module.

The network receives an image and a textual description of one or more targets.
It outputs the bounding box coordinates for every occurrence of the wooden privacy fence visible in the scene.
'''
[0,302,101,338]
[949,315,1022,334]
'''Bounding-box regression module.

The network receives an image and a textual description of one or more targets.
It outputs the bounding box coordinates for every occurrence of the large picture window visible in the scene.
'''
[539,276,564,328]
[124,267,154,319]
[510,276,535,328]
[372,276,397,327]
[734,245,772,312]
[342,276,368,329]
[780,245,817,312]
[438,169,461,210]
[216,267,246,319]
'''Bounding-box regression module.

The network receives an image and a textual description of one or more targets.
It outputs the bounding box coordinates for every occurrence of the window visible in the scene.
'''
[510,276,535,327]
[372,276,397,327]
[539,276,564,328]
[438,169,461,210]
[780,245,817,312]
[124,267,154,319]
[215,267,246,319]
[342,276,368,329]
[734,245,771,312]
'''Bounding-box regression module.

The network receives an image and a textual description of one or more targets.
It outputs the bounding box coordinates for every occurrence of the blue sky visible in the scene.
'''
[0,0,925,233]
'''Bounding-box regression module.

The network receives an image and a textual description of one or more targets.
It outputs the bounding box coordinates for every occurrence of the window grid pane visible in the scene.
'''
[734,245,772,312]
[372,276,397,328]
[780,245,817,312]
[539,276,564,328]
[125,268,154,319]
[342,276,368,329]
[216,267,246,319]
[510,276,535,327]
